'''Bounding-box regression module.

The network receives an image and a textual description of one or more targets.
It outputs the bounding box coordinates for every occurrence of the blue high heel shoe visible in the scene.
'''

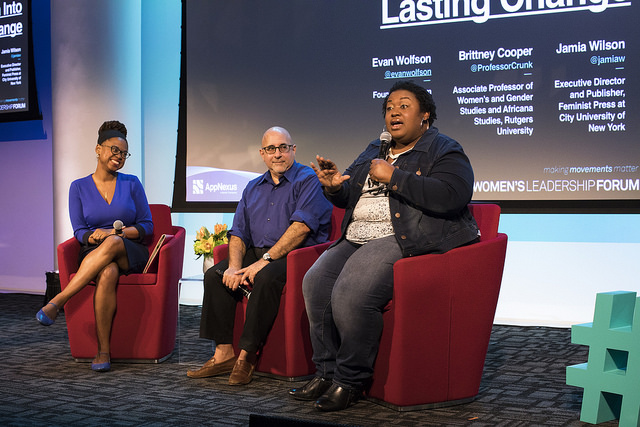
[91,352,111,372]
[36,302,59,326]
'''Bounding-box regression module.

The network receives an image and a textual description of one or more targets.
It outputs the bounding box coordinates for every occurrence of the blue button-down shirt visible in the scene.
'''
[229,161,332,249]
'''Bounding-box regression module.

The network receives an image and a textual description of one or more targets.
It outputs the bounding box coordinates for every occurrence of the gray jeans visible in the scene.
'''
[302,235,403,390]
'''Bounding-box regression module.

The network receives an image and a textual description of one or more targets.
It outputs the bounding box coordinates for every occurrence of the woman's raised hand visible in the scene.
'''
[311,155,350,192]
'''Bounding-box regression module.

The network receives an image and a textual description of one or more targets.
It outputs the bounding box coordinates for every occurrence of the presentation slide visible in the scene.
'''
[184,0,638,207]
[0,0,30,117]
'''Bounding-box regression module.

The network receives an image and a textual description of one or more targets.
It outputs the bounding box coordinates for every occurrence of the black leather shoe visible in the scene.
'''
[288,376,332,401]
[313,383,362,412]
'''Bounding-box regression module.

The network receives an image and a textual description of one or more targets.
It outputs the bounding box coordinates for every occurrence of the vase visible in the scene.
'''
[203,255,215,274]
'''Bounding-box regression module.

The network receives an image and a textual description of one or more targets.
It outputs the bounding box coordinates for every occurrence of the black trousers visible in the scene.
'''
[199,247,287,353]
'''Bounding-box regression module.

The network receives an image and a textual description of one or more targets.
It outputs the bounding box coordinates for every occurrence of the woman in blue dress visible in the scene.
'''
[36,120,153,372]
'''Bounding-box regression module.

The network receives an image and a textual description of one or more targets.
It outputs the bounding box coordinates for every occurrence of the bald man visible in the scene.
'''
[187,127,333,386]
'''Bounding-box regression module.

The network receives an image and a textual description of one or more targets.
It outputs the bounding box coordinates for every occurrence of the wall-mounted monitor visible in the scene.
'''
[0,0,40,123]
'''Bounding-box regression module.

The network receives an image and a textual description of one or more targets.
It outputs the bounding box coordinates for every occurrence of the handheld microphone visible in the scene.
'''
[370,131,393,186]
[113,220,124,235]
[215,268,252,299]
[378,131,392,159]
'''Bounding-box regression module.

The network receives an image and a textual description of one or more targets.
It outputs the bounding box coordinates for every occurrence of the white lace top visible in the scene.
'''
[345,149,406,244]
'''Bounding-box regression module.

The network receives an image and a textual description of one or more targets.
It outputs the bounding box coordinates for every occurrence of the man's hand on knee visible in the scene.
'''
[237,259,269,286]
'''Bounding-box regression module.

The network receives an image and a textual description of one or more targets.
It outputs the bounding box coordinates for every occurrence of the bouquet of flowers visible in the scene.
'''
[194,223,228,259]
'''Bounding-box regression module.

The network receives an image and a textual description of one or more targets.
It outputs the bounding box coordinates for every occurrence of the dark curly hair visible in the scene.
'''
[382,81,437,126]
[98,120,127,141]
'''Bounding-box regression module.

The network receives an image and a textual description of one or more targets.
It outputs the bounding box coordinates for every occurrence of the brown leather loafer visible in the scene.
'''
[228,359,256,386]
[187,356,238,379]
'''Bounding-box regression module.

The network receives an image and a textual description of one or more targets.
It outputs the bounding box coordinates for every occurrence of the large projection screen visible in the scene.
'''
[178,0,639,212]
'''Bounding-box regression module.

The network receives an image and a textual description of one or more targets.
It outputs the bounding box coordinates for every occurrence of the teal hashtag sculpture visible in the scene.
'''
[566,291,640,426]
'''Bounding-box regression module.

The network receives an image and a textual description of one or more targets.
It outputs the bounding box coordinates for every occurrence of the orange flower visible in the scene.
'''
[214,223,227,235]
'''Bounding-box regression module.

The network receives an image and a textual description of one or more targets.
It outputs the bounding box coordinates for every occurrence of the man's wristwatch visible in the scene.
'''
[262,252,273,262]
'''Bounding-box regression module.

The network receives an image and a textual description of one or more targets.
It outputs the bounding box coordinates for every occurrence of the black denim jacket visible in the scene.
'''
[326,126,479,257]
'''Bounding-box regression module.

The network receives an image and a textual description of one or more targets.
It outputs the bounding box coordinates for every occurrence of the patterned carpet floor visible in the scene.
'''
[0,293,618,426]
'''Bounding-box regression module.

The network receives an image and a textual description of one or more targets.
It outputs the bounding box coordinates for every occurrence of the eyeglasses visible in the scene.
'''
[262,144,294,154]
[102,144,131,159]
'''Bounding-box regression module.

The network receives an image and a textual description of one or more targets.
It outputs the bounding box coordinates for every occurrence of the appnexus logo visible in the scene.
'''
[206,182,238,193]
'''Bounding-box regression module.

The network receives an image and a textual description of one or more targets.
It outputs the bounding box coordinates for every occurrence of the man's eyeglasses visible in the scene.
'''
[102,145,131,159]
[262,144,294,154]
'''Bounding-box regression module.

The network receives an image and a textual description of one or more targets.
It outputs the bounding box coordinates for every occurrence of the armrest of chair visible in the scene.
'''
[469,203,501,240]
[392,234,507,327]
[286,241,333,284]
[155,226,186,292]
[57,237,81,288]
[212,243,229,264]
[281,241,333,315]
[390,233,508,387]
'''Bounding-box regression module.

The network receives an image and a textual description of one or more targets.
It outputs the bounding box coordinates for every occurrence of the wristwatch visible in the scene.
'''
[262,252,273,262]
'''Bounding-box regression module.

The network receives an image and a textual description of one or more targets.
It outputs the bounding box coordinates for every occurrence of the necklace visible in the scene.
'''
[93,173,115,202]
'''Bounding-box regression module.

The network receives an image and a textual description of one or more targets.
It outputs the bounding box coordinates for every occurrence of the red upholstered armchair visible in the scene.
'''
[57,204,186,362]
[212,207,345,380]
[367,203,508,410]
